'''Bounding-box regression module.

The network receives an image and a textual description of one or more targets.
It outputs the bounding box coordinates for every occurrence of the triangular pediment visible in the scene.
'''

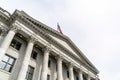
[48,34,80,58]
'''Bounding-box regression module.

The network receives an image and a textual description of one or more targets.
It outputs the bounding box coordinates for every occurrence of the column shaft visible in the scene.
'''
[0,29,6,45]
[69,64,74,80]
[17,38,35,80]
[57,56,63,80]
[78,69,83,80]
[40,47,50,80]
[0,29,16,61]
[87,75,91,80]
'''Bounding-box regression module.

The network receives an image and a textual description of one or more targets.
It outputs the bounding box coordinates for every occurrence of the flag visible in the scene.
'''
[57,23,63,34]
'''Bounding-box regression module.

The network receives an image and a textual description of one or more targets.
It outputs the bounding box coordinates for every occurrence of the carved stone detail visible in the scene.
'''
[28,35,37,43]
[66,62,74,68]
[43,45,52,53]
[55,54,63,60]
[10,25,21,33]
[0,28,6,35]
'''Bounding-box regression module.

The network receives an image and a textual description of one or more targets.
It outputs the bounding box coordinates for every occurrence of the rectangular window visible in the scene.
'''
[67,71,69,78]
[47,74,50,80]
[48,60,51,68]
[56,64,57,71]
[10,39,22,50]
[83,74,87,80]
[76,76,79,80]
[26,66,34,80]
[31,51,37,60]
[0,54,16,72]
[0,30,2,34]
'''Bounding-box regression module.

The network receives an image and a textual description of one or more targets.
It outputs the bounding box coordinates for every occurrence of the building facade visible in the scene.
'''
[0,7,99,80]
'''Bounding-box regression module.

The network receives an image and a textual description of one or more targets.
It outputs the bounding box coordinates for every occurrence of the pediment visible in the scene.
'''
[48,34,80,58]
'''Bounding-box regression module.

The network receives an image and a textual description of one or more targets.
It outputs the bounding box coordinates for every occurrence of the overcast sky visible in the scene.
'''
[0,0,120,80]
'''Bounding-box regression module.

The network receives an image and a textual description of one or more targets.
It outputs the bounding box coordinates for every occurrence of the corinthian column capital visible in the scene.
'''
[43,44,52,53]
[0,28,7,36]
[68,62,74,68]
[28,35,37,43]
[10,25,21,33]
[55,54,63,60]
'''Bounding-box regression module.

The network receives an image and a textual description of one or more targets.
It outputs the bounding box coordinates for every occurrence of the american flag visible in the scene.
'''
[57,23,63,34]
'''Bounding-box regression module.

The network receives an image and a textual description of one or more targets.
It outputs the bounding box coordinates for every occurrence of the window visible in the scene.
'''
[56,64,57,71]
[76,76,79,80]
[67,71,69,78]
[47,74,50,80]
[0,30,2,34]
[26,66,34,80]
[0,54,16,72]
[83,74,87,80]
[10,39,22,50]
[48,60,51,68]
[31,51,37,60]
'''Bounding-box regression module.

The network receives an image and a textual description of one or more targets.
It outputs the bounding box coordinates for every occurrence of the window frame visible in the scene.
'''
[0,54,16,72]
[67,70,69,78]
[26,65,34,80]
[10,39,22,50]
[47,74,50,80]
[31,51,37,60]
[48,60,51,68]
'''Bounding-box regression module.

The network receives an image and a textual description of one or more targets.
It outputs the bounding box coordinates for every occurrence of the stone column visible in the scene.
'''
[69,63,74,80]
[17,36,36,80]
[96,78,99,80]
[0,26,19,61]
[0,29,6,45]
[78,69,83,80]
[87,74,91,80]
[40,46,51,80]
[57,55,63,80]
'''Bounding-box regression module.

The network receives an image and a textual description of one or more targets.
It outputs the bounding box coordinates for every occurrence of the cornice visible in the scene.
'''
[0,7,11,17]
[0,13,10,25]
[9,9,99,74]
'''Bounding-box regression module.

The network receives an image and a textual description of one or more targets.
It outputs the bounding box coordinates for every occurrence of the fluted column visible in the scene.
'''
[69,63,74,80]
[78,69,83,80]
[57,56,63,80]
[0,26,19,61]
[17,36,36,80]
[40,46,51,80]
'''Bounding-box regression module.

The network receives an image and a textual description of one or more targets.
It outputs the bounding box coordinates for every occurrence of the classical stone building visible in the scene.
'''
[0,7,99,80]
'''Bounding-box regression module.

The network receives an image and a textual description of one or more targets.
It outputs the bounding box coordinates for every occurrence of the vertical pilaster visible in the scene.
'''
[40,46,51,80]
[17,36,36,80]
[0,26,19,61]
[69,63,74,80]
[57,55,63,80]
